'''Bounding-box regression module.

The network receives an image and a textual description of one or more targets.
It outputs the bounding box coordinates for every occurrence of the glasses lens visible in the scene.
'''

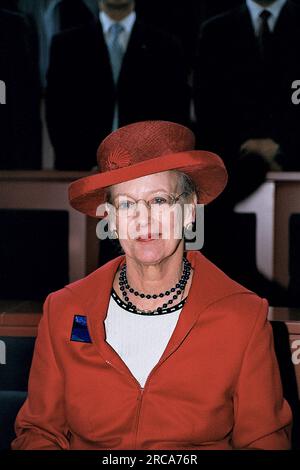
[148,194,174,206]
[115,196,136,213]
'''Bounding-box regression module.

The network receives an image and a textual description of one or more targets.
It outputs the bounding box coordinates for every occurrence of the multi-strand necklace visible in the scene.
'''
[118,256,192,315]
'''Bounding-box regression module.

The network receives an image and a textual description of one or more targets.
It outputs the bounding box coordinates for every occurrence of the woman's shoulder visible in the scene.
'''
[57,255,123,293]
[190,251,269,325]
[43,255,125,322]
[190,251,262,297]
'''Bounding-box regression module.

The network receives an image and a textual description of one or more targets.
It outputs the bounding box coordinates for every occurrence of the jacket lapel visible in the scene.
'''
[84,255,126,357]
[237,5,260,58]
[273,0,293,36]
[156,251,247,367]
[68,250,246,387]
[118,20,147,85]
[89,19,114,83]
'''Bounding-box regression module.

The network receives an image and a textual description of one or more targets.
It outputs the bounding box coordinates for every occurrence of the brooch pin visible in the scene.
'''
[70,315,92,343]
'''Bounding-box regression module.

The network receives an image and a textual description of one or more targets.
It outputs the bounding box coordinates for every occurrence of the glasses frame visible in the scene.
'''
[112,191,190,214]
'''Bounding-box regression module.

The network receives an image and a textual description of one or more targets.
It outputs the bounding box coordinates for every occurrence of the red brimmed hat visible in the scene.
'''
[68,120,228,217]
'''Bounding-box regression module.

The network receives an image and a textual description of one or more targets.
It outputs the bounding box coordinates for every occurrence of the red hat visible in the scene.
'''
[68,120,228,217]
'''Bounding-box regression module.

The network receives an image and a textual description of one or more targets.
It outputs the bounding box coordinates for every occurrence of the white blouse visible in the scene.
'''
[104,289,186,387]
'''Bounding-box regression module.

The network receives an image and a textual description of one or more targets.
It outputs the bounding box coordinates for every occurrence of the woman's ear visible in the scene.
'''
[191,193,197,221]
[96,200,110,219]
[106,202,118,231]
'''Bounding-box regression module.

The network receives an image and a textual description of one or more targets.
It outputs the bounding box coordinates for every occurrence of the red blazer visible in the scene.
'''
[11,251,292,450]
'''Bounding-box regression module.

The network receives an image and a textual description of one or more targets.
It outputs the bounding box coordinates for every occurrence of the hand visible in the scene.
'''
[240,138,280,164]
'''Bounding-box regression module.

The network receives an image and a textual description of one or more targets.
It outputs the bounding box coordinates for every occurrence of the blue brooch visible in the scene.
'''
[70,315,92,343]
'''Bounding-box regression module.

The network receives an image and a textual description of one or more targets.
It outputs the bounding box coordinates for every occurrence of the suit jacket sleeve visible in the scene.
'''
[164,34,191,128]
[45,33,70,167]
[11,294,70,450]
[232,297,292,449]
[193,21,224,153]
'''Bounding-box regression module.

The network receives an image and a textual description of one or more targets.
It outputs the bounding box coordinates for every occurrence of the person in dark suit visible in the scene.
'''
[194,0,300,188]
[18,0,97,88]
[193,0,300,305]
[0,9,41,169]
[45,0,191,170]
[134,0,204,77]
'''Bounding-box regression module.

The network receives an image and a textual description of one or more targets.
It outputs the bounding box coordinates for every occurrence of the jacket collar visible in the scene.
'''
[65,251,249,386]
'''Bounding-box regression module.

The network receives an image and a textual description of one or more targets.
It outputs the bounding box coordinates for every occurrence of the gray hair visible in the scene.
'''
[172,170,198,201]
[104,170,198,203]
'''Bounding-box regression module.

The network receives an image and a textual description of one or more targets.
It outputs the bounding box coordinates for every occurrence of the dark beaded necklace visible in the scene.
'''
[118,256,192,315]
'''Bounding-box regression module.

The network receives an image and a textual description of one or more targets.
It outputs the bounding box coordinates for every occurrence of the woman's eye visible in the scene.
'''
[119,201,134,209]
[152,197,168,205]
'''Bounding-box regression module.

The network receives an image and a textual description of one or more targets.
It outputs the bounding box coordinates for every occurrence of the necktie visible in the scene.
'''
[257,9,272,62]
[108,22,124,84]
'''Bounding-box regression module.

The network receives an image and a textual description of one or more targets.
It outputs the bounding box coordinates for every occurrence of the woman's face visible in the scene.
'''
[108,171,196,265]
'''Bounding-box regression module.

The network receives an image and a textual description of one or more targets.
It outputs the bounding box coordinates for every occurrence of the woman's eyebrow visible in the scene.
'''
[114,189,171,198]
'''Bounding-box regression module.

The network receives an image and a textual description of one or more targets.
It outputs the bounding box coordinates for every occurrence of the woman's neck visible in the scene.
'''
[125,251,185,294]
[113,249,194,312]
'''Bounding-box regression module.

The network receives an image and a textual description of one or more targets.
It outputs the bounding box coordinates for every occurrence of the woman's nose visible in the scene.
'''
[136,198,153,209]
[134,200,151,221]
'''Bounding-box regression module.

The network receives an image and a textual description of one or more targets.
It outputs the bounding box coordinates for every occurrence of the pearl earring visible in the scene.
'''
[109,228,119,239]
[185,222,194,232]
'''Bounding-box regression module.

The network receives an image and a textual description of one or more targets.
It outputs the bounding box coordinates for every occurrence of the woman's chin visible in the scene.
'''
[132,239,164,263]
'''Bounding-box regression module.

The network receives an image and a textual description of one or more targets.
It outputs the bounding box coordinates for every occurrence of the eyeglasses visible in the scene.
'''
[112,192,189,216]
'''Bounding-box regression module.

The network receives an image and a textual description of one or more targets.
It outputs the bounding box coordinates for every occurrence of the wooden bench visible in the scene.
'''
[0,171,100,283]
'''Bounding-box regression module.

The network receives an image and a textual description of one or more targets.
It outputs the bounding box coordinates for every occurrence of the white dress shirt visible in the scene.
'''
[104,289,184,388]
[99,9,136,51]
[99,10,136,131]
[246,0,287,34]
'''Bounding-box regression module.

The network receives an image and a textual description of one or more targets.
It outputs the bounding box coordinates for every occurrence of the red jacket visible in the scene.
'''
[11,251,292,450]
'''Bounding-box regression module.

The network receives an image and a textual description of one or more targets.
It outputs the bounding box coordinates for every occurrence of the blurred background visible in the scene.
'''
[0,0,300,449]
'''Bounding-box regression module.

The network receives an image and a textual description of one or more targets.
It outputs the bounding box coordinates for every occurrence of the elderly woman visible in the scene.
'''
[11,121,292,450]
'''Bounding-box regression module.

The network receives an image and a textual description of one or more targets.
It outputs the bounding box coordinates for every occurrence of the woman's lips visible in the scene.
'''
[136,234,161,242]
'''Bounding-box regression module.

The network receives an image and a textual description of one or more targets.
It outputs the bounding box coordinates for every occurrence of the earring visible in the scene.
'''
[185,222,194,232]
[111,229,119,239]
